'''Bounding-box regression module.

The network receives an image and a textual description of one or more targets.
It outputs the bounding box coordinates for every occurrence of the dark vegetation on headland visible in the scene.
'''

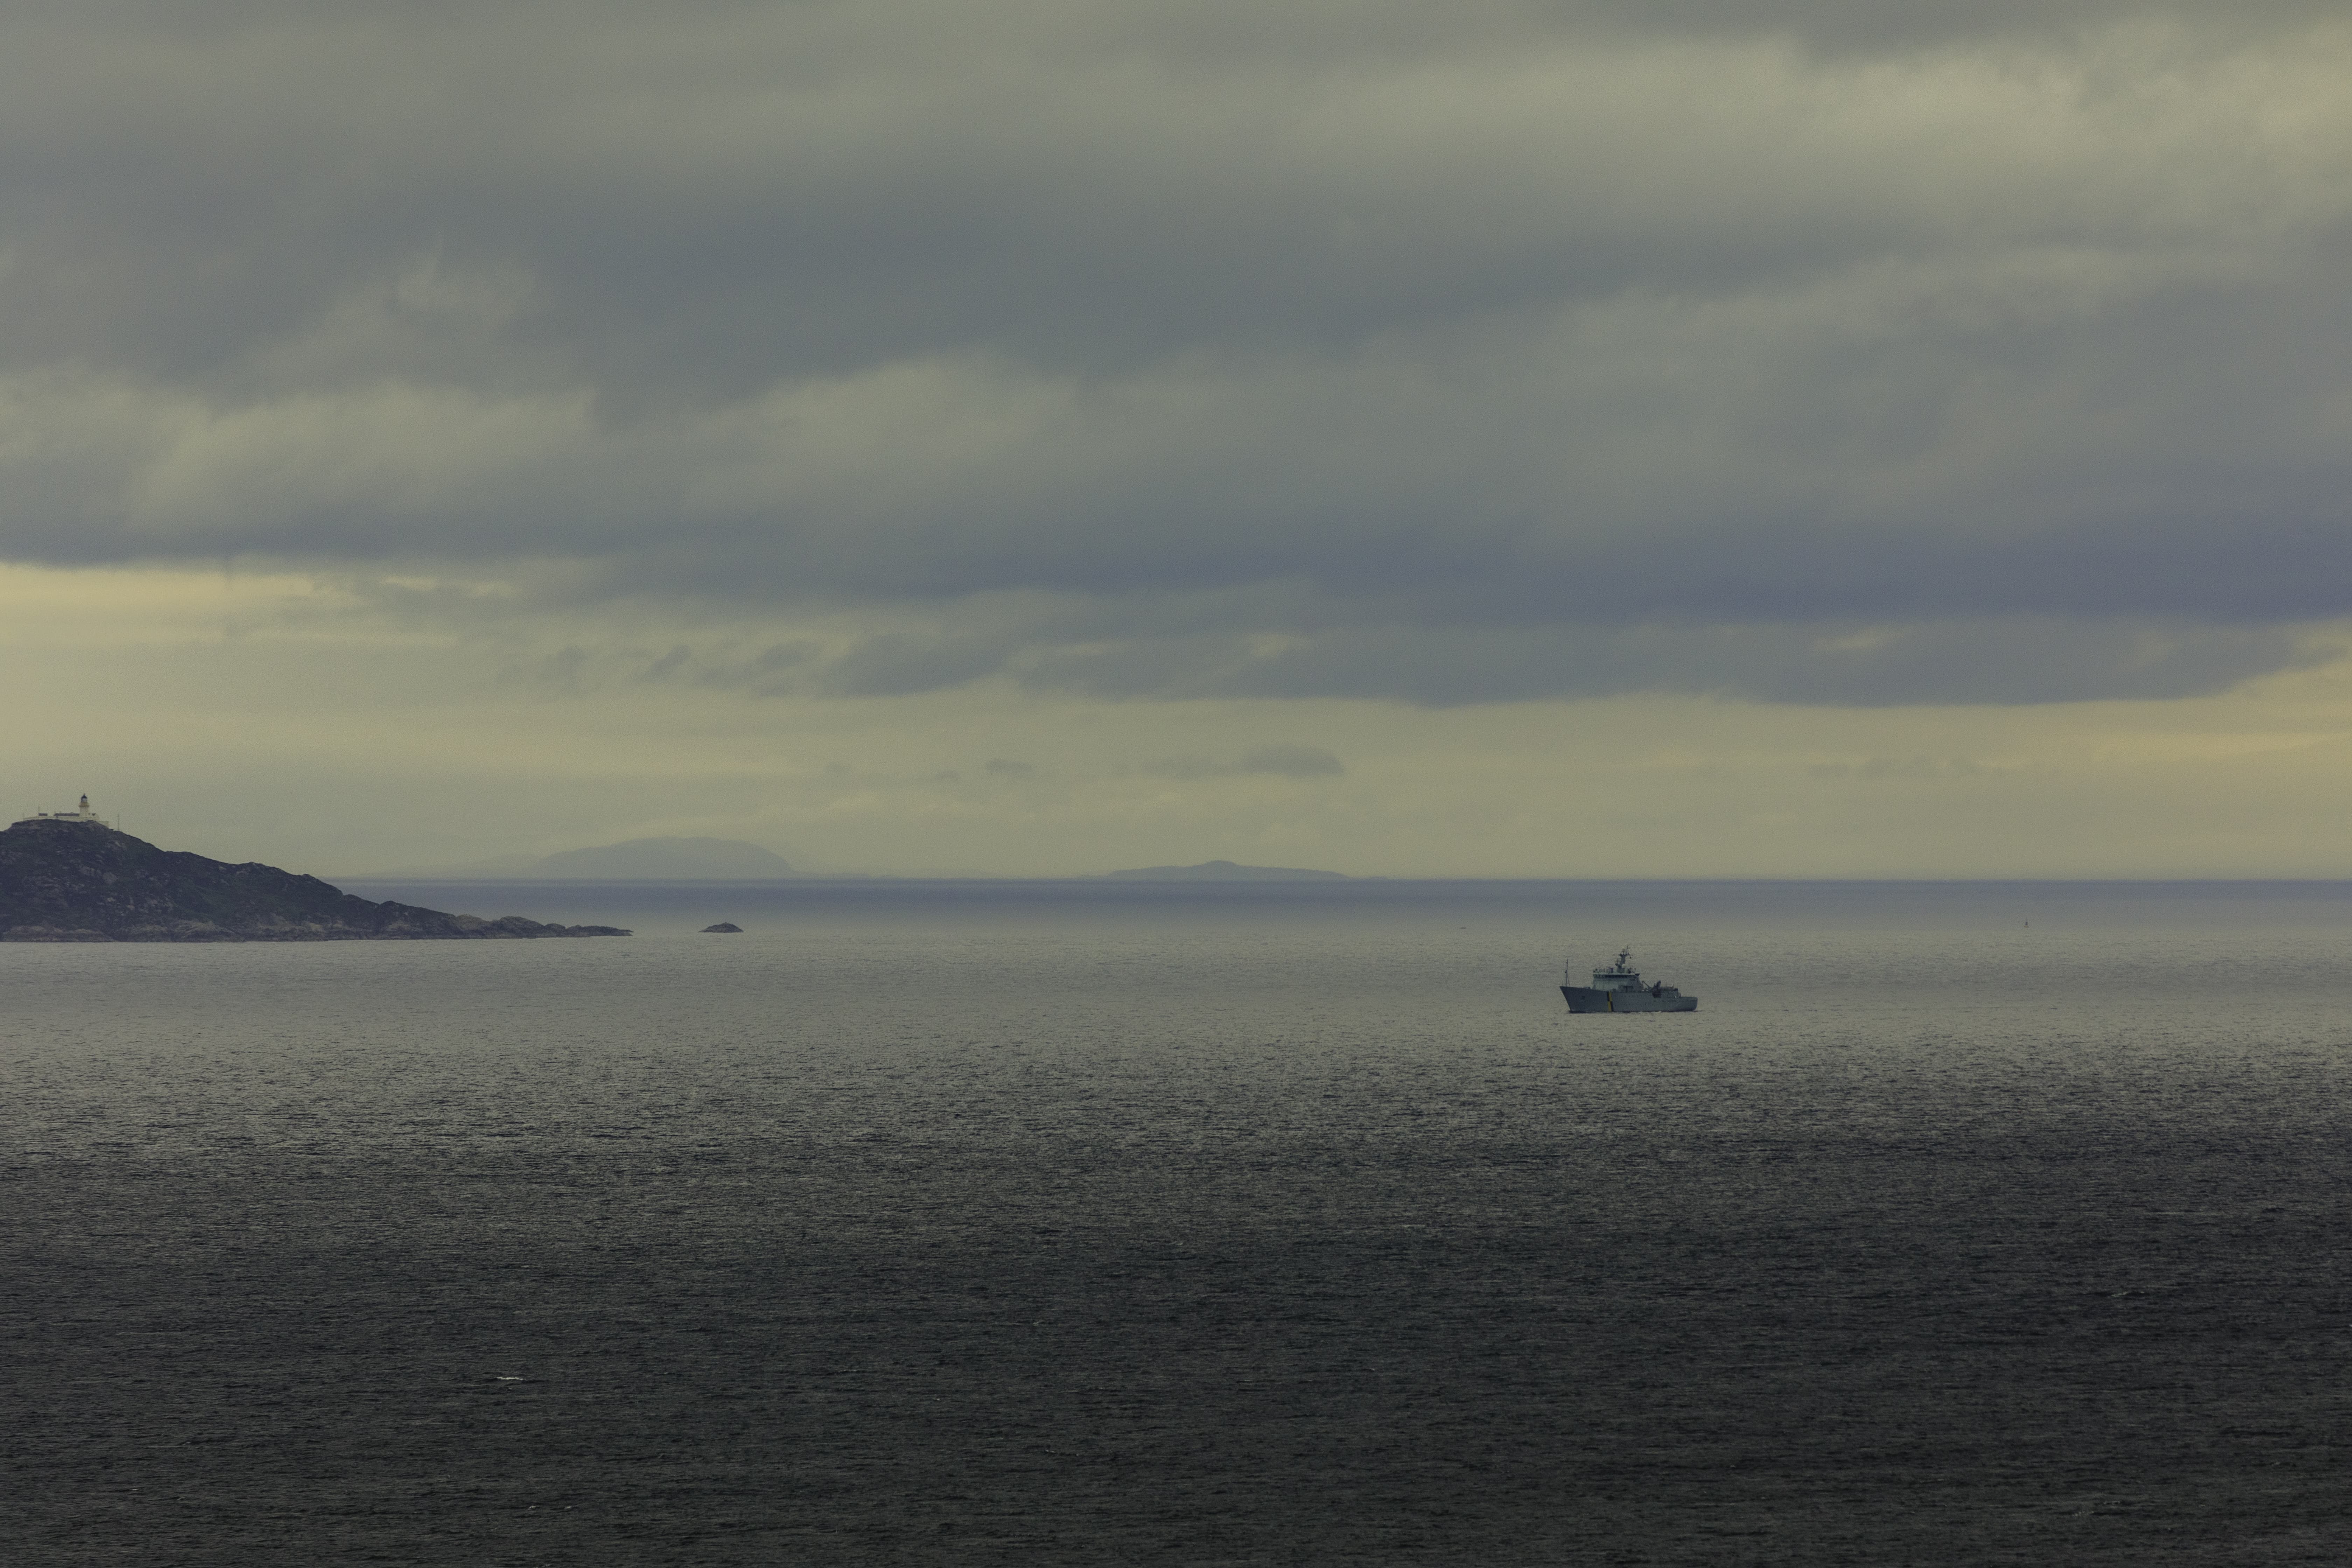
[0,819,631,942]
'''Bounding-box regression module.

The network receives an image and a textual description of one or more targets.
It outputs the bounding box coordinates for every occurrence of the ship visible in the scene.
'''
[1561,948,1697,1012]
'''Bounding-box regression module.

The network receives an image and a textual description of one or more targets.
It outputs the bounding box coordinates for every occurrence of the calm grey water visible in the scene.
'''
[6,881,2351,1565]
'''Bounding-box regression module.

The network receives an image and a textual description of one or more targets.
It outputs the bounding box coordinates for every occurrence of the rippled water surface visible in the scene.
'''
[6,881,2351,1564]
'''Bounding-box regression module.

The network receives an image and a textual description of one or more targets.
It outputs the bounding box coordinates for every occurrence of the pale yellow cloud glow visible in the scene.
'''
[3,565,2349,880]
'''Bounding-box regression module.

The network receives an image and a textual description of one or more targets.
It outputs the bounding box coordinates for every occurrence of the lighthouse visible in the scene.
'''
[12,794,104,826]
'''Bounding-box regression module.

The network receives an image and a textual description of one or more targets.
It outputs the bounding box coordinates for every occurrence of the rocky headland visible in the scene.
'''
[0,819,631,942]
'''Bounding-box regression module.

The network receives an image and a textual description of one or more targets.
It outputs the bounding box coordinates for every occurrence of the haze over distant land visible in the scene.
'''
[1099,861,1351,882]
[369,838,800,880]
[8,4,2352,878]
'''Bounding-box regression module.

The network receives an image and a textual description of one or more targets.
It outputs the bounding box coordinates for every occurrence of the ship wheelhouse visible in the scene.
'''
[1581,948,1647,990]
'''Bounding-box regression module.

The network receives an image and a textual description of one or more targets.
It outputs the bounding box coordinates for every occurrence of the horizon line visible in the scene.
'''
[329,873,2352,887]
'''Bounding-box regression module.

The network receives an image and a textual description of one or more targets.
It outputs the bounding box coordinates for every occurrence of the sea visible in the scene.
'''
[6,878,2350,1565]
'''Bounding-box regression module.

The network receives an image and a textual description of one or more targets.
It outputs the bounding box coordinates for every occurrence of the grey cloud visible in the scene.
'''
[0,2,2348,704]
[1808,756,1999,780]
[660,639,826,696]
[624,609,2311,706]
[810,632,1021,698]
[1143,745,1345,779]
[1238,745,1345,777]
[1563,1,2347,51]
[1022,617,2317,706]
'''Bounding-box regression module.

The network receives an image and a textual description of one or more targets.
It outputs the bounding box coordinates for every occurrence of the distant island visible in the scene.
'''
[1098,860,1350,881]
[369,836,799,880]
[0,802,630,941]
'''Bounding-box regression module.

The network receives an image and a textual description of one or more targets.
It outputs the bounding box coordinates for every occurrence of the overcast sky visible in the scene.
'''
[5,1,2351,875]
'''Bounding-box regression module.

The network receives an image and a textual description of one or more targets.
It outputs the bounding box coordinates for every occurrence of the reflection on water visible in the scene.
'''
[7,881,2350,1563]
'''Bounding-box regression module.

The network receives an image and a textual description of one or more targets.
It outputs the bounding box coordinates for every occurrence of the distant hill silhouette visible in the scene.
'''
[1098,860,1348,881]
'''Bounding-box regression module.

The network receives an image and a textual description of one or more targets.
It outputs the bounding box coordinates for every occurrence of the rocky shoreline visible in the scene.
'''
[0,819,630,942]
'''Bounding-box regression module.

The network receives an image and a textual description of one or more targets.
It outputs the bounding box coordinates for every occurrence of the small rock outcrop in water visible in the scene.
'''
[0,818,631,942]
[700,922,744,933]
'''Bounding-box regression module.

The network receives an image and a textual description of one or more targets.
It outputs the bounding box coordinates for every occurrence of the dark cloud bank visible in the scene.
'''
[4,0,2350,704]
